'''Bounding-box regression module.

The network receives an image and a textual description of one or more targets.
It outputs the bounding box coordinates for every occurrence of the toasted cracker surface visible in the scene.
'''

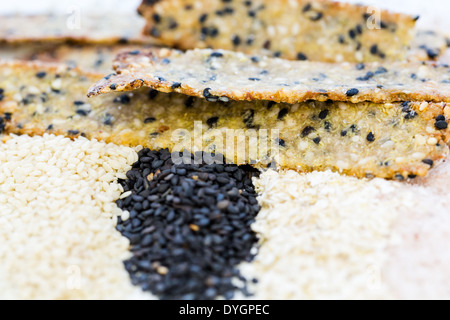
[88,48,450,104]
[138,0,416,63]
[2,61,450,179]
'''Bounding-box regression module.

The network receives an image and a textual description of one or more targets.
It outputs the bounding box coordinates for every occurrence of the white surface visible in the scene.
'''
[0,0,449,33]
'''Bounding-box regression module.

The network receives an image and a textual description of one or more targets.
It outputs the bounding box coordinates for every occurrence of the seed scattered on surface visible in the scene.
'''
[319,109,329,119]
[367,132,375,142]
[297,53,308,61]
[422,159,434,166]
[346,88,359,97]
[116,149,260,300]
[110,83,118,90]
[36,71,47,79]
[277,108,289,120]
[301,126,315,137]
[435,120,448,130]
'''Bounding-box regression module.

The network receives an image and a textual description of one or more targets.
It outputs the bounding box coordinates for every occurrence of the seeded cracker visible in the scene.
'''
[2,61,450,179]
[137,0,416,63]
[87,48,450,104]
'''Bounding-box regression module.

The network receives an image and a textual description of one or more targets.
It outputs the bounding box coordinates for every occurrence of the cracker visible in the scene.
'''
[409,30,449,62]
[0,44,160,73]
[0,13,157,45]
[137,0,416,63]
[2,61,450,179]
[87,48,450,104]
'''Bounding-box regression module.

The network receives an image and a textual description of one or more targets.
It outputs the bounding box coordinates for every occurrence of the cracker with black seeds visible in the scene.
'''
[409,30,449,62]
[2,61,450,179]
[88,48,450,104]
[137,0,416,63]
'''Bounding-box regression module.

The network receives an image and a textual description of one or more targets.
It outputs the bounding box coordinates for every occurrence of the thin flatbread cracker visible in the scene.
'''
[88,48,450,104]
[137,0,416,63]
[2,61,450,179]
[0,43,160,73]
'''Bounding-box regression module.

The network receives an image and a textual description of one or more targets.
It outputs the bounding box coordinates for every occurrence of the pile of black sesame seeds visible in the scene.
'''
[116,149,261,300]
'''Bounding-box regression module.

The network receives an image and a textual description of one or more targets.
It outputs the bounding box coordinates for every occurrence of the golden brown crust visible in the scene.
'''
[87,48,450,104]
[137,0,416,63]
[2,61,450,180]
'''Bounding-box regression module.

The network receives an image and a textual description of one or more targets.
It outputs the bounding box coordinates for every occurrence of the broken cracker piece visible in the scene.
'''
[2,61,450,179]
[88,48,450,104]
[138,0,416,63]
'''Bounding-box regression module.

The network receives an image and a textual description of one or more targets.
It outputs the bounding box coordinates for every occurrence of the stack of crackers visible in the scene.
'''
[1,0,450,179]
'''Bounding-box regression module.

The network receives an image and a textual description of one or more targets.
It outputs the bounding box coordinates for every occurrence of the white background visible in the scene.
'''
[0,0,448,32]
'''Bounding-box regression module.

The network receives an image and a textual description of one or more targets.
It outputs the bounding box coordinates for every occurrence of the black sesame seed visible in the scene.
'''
[152,13,161,23]
[370,44,378,55]
[36,71,47,79]
[341,130,348,137]
[76,109,90,116]
[129,50,141,55]
[276,138,286,147]
[210,52,224,58]
[408,174,417,179]
[349,29,356,39]
[169,21,178,29]
[338,35,345,44]
[3,112,11,121]
[144,117,156,124]
[207,116,219,128]
[395,174,405,181]
[110,83,118,90]
[309,12,323,21]
[46,124,54,131]
[435,120,448,130]
[312,137,321,144]
[171,82,182,89]
[232,35,241,46]
[422,159,434,166]
[366,132,375,142]
[277,108,289,120]
[248,77,260,81]
[356,24,363,34]
[318,109,329,119]
[303,3,312,12]
[297,52,308,61]
[199,13,208,23]
[436,115,446,121]
[263,40,271,50]
[346,88,359,97]
[68,130,80,135]
[301,126,315,137]
[356,63,365,70]
[324,121,332,131]
[251,56,260,63]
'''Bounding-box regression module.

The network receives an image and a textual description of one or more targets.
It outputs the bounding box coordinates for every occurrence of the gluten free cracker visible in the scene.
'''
[138,0,416,63]
[2,61,450,179]
[88,48,450,104]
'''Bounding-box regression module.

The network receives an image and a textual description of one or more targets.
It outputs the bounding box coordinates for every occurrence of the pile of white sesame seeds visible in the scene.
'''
[0,134,152,299]
[240,167,450,300]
